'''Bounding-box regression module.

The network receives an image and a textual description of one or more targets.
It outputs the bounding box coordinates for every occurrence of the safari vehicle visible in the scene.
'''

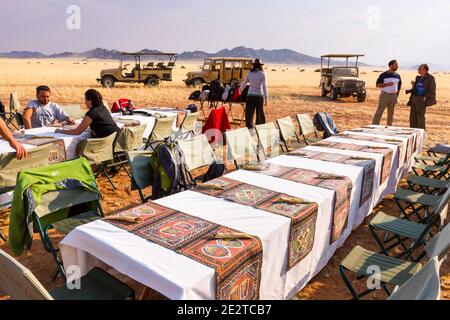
[320,54,366,102]
[184,57,253,87]
[97,51,178,88]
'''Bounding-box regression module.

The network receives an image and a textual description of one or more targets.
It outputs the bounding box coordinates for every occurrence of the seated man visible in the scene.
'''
[23,85,75,129]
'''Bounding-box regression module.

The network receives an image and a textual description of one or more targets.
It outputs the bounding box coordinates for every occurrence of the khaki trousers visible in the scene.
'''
[372,92,397,126]
[410,96,427,129]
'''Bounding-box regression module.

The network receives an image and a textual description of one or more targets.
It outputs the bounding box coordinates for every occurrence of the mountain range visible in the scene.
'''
[0,46,337,65]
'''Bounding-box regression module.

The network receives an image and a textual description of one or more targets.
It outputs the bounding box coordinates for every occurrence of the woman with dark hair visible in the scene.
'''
[239,59,268,129]
[56,89,120,138]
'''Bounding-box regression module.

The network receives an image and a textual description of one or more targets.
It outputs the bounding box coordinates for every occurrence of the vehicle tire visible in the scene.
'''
[101,76,115,88]
[145,77,159,87]
[192,78,204,88]
[357,91,367,102]
[330,86,339,101]
[321,86,328,97]
[229,79,239,87]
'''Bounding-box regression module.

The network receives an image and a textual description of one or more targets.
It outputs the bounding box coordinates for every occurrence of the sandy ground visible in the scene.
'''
[0,59,449,300]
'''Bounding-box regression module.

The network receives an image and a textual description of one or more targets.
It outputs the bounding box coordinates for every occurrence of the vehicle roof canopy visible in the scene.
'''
[321,54,364,59]
[206,57,254,61]
[120,51,178,57]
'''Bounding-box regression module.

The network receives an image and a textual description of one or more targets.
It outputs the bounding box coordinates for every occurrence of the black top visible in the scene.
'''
[85,105,120,138]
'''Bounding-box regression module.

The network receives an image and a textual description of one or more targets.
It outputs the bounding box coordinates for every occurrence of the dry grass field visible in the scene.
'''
[0,58,449,300]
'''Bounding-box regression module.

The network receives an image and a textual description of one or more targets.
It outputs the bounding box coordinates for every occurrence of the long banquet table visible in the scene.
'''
[59,126,426,300]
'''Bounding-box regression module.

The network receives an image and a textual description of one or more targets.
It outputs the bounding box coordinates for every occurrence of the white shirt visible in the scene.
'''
[240,70,268,102]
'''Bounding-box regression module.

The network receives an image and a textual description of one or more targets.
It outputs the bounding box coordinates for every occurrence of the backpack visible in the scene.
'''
[222,85,231,101]
[189,91,201,100]
[210,80,225,101]
[233,85,249,102]
[202,161,226,183]
[200,90,210,101]
[313,112,340,139]
[111,98,136,115]
[186,104,198,113]
[150,139,194,199]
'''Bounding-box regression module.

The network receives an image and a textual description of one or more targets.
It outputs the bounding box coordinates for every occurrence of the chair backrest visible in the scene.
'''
[9,92,20,112]
[425,222,450,261]
[0,145,52,190]
[254,122,283,158]
[388,257,441,300]
[62,104,84,120]
[34,188,100,219]
[181,112,199,133]
[149,116,176,142]
[432,187,450,224]
[81,132,117,164]
[126,151,153,191]
[176,134,216,171]
[15,112,24,127]
[276,116,298,143]
[114,125,146,153]
[0,249,53,300]
[225,127,259,168]
[297,114,317,136]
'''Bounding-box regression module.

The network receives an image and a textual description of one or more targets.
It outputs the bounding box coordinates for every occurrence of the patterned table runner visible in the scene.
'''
[337,133,405,166]
[105,201,263,300]
[287,150,375,207]
[311,140,393,184]
[15,135,67,164]
[363,126,420,154]
[193,177,318,270]
[243,163,352,245]
[348,129,415,163]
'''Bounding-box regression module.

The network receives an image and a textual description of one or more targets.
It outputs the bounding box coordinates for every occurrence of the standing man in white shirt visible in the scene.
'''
[23,85,75,129]
[372,60,402,126]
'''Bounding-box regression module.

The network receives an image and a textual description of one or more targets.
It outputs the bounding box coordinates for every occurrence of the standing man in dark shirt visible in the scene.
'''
[372,60,402,126]
[408,64,436,129]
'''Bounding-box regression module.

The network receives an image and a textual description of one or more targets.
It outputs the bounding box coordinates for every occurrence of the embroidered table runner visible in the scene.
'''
[287,150,375,207]
[105,201,263,300]
[337,133,405,166]
[364,126,422,153]
[193,177,318,270]
[243,163,352,245]
[311,140,393,184]
[15,135,67,164]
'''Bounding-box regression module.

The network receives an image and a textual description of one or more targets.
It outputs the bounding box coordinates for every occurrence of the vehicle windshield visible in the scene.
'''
[333,67,358,76]
[203,63,211,71]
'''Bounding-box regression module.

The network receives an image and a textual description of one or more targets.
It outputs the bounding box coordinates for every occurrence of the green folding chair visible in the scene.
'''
[225,127,260,170]
[176,134,218,182]
[126,151,153,203]
[144,116,176,150]
[368,188,449,261]
[296,113,322,145]
[31,185,104,279]
[62,104,84,120]
[415,152,450,167]
[393,183,450,223]
[411,161,450,180]
[339,223,450,300]
[276,116,306,152]
[387,257,442,300]
[80,132,118,189]
[254,122,285,159]
[406,175,450,195]
[111,125,146,177]
[0,249,135,300]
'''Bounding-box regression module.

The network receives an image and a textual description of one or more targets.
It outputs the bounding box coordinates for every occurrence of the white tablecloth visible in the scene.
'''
[60,126,425,300]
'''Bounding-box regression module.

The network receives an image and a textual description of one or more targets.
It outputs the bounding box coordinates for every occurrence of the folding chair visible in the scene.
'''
[296,114,322,145]
[387,257,442,300]
[2,93,20,130]
[111,125,146,177]
[225,127,260,169]
[176,134,218,182]
[144,116,176,150]
[276,116,306,152]
[0,249,135,300]
[126,151,153,203]
[339,223,450,300]
[80,132,118,189]
[406,175,450,195]
[415,152,450,166]
[411,158,450,180]
[62,104,84,120]
[254,122,285,159]
[393,183,450,223]
[175,112,199,139]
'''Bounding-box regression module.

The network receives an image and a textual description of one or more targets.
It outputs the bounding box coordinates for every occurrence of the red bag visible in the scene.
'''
[232,85,241,102]
[111,98,136,113]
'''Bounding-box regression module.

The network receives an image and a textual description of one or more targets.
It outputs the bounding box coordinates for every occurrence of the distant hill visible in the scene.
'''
[0,46,369,66]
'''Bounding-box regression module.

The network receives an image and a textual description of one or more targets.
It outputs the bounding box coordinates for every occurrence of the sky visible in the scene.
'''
[1,0,450,68]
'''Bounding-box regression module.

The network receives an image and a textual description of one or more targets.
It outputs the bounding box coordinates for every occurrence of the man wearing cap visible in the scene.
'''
[239,59,268,129]
[372,59,402,126]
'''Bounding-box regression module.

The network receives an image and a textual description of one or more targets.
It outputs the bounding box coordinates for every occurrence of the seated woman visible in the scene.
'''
[56,89,120,138]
